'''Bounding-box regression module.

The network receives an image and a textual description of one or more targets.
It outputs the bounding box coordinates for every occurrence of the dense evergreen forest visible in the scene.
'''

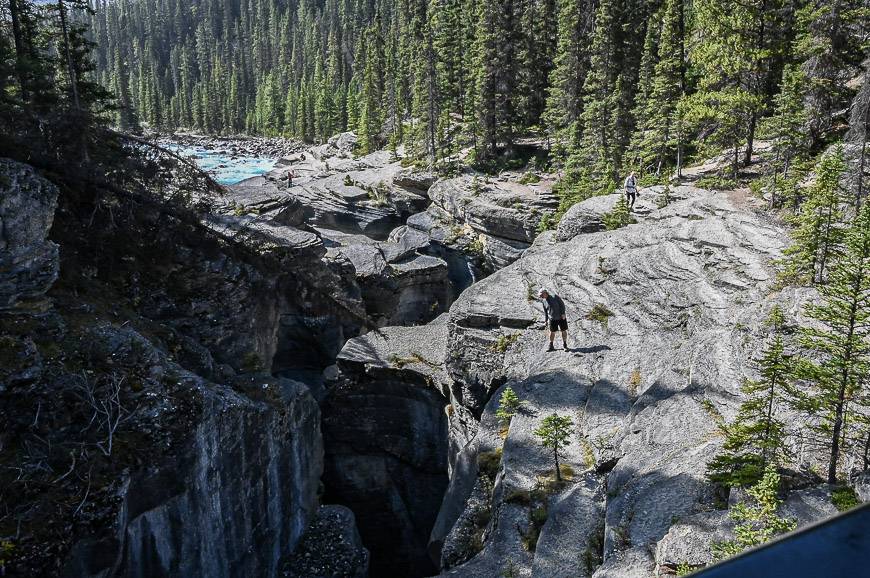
[88,0,870,208]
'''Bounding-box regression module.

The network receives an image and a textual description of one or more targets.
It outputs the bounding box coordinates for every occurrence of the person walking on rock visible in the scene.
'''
[539,288,569,352]
[287,169,295,187]
[624,171,638,210]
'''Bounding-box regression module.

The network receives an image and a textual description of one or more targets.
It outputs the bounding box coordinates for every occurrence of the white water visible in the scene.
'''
[166,144,278,185]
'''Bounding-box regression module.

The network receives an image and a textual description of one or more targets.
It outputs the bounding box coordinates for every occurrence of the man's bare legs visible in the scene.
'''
[548,330,569,350]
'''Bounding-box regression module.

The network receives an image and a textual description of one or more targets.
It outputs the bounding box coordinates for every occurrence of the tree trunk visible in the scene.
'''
[733,142,739,182]
[744,111,756,167]
[426,29,437,168]
[8,0,30,101]
[828,291,860,484]
[57,0,81,111]
[829,382,847,484]
[554,448,561,481]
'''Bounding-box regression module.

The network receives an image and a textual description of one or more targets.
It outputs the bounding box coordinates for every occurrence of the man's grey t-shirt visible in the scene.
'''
[543,294,566,321]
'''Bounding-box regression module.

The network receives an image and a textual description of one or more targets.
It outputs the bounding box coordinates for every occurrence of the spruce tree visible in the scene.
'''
[495,386,522,424]
[358,25,385,153]
[846,57,870,209]
[762,65,810,210]
[796,0,869,147]
[471,0,519,164]
[708,306,794,488]
[797,203,870,484]
[533,413,574,481]
[559,0,619,204]
[712,465,796,560]
[781,147,848,285]
[543,0,592,156]
[627,0,685,177]
[687,0,788,178]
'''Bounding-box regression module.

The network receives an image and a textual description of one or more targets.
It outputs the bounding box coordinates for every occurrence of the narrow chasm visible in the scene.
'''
[321,373,450,577]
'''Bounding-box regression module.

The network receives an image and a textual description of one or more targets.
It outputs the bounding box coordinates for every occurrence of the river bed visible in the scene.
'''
[165,143,279,185]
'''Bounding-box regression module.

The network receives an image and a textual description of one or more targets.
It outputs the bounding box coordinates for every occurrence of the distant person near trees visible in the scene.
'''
[624,171,638,210]
[539,288,569,352]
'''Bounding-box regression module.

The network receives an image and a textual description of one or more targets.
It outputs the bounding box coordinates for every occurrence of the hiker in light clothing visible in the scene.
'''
[624,171,638,210]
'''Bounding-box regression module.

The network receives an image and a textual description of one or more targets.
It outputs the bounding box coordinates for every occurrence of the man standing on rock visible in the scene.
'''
[287,169,295,187]
[624,171,638,210]
[539,288,569,352]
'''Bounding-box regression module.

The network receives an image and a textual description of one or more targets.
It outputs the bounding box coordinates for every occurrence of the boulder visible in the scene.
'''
[555,194,621,241]
[0,159,60,309]
[428,175,558,245]
[331,240,453,327]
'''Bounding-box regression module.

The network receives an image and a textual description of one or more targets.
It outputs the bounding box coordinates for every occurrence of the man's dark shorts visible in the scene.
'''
[549,318,568,332]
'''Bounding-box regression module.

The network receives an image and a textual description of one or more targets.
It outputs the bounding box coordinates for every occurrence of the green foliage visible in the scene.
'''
[534,413,574,481]
[0,541,15,574]
[585,303,613,324]
[536,212,556,235]
[602,196,635,230]
[780,146,848,286]
[712,465,796,561]
[656,186,673,209]
[695,176,737,191]
[676,562,696,576]
[491,334,520,355]
[831,486,860,512]
[795,203,870,483]
[518,171,541,184]
[708,306,794,488]
[478,448,503,480]
[627,0,686,176]
[495,386,522,424]
[760,65,810,209]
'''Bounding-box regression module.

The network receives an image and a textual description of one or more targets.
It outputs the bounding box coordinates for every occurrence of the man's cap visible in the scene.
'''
[538,288,548,297]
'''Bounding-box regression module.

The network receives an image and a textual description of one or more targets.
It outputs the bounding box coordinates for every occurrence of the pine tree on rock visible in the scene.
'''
[781,146,848,285]
[712,465,796,560]
[708,306,794,488]
[534,413,574,481]
[762,65,810,210]
[796,203,870,485]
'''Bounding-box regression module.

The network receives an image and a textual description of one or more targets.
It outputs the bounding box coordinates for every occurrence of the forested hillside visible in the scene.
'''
[90,0,869,204]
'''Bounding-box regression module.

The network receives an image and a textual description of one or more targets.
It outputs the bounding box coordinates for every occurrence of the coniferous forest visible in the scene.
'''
[87,0,869,208]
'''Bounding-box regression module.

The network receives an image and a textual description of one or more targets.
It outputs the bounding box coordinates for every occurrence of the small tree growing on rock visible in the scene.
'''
[534,413,574,481]
[712,465,796,561]
[603,195,635,230]
[495,387,522,424]
[707,306,794,487]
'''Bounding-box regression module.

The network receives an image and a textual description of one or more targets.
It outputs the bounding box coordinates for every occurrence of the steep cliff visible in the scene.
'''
[0,157,357,577]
